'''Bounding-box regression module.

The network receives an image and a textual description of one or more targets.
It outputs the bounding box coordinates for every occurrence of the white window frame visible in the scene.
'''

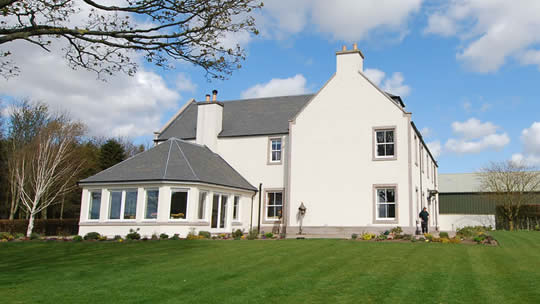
[375,186,397,221]
[232,196,240,221]
[87,190,102,221]
[144,188,159,220]
[268,137,283,164]
[210,192,229,229]
[169,188,190,221]
[373,127,396,160]
[107,189,138,221]
[197,191,208,221]
[265,191,283,221]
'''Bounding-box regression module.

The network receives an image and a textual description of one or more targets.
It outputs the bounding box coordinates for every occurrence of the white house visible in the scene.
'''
[78,45,439,238]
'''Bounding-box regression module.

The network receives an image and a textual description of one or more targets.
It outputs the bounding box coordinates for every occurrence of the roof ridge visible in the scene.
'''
[162,140,173,179]
[208,93,314,103]
[174,140,199,181]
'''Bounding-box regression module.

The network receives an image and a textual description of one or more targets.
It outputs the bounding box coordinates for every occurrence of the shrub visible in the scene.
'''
[247,228,258,240]
[535,224,540,231]
[72,235,83,242]
[376,234,387,241]
[160,233,169,239]
[390,226,403,236]
[456,226,489,239]
[126,228,141,240]
[98,235,108,241]
[439,232,449,239]
[142,237,149,241]
[14,233,25,239]
[351,233,358,240]
[424,233,433,241]
[233,229,243,239]
[198,231,211,239]
[401,234,412,241]
[83,232,100,240]
[441,238,450,244]
[473,235,486,244]
[151,233,159,240]
[449,237,461,244]
[361,232,376,240]
[418,237,426,242]
[114,235,122,240]
[432,237,441,243]
[265,232,274,239]
[170,234,180,240]
[30,232,41,240]
[0,232,14,241]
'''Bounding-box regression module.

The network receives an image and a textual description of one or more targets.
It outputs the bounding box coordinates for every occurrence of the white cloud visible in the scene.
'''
[421,127,432,138]
[364,68,411,97]
[427,140,441,159]
[451,118,498,140]
[0,41,180,137]
[511,122,540,166]
[425,0,540,72]
[444,118,509,154]
[258,0,422,41]
[241,74,309,99]
[175,73,197,93]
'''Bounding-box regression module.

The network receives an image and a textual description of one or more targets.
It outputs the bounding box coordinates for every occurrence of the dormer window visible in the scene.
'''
[268,137,282,164]
[373,128,396,160]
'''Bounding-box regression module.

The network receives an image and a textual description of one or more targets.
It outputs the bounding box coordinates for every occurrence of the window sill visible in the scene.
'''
[232,221,243,226]
[372,156,397,161]
[267,161,283,166]
[373,219,398,224]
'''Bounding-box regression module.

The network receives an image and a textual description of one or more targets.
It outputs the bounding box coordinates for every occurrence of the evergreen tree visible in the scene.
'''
[99,139,126,170]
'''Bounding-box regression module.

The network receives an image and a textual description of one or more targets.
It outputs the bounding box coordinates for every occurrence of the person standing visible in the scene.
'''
[419,207,429,233]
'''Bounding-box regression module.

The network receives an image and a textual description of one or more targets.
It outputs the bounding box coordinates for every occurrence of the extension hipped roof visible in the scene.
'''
[79,138,257,191]
[157,93,406,141]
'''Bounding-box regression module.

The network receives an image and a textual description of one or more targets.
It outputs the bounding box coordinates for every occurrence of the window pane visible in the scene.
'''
[233,196,239,220]
[170,191,188,219]
[198,192,206,220]
[377,131,385,143]
[388,204,396,218]
[211,194,219,228]
[89,192,101,220]
[109,191,122,219]
[377,144,385,156]
[276,206,282,218]
[275,192,283,205]
[124,190,137,219]
[272,151,281,161]
[268,192,274,205]
[267,206,275,218]
[377,189,386,203]
[386,131,394,143]
[386,144,394,156]
[220,195,228,228]
[386,189,395,203]
[378,204,387,218]
[145,190,159,219]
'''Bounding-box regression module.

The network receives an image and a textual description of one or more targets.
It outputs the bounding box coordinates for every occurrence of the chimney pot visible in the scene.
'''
[205,94,210,102]
[212,89,218,101]
[341,45,347,51]
[353,43,358,50]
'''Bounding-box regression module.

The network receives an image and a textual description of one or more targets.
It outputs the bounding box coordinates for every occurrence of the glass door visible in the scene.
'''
[211,194,229,230]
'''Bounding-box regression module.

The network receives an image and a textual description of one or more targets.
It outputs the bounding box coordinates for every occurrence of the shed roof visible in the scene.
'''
[438,173,483,193]
[79,138,257,191]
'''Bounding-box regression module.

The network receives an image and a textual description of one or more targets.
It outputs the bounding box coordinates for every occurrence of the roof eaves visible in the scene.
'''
[411,121,438,167]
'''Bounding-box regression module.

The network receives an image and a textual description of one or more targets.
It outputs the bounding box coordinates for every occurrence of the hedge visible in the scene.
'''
[496,205,540,230]
[0,219,79,235]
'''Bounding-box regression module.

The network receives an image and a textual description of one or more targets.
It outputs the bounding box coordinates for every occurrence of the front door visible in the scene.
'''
[211,194,228,230]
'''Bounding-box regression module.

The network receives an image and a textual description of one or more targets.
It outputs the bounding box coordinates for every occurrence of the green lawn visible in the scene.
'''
[1,231,540,304]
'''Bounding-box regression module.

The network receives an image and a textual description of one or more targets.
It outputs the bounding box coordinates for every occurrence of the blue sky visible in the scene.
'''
[1,0,540,174]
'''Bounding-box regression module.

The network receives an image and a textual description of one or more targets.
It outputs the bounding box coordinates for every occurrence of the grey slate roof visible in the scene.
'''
[158,94,314,140]
[79,138,257,191]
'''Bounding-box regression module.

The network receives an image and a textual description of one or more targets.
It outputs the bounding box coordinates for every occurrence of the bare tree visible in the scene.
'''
[14,119,85,236]
[479,160,540,231]
[0,0,262,79]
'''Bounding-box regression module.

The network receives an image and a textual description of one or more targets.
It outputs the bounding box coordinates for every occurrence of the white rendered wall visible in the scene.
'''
[439,214,496,231]
[79,182,254,237]
[288,66,412,229]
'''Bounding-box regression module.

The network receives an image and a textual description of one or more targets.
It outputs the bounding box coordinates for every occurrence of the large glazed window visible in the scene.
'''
[376,188,396,220]
[107,189,138,220]
[88,191,101,220]
[375,129,395,158]
[266,192,283,220]
[233,196,240,221]
[170,190,188,220]
[124,190,138,219]
[109,191,122,220]
[145,189,159,219]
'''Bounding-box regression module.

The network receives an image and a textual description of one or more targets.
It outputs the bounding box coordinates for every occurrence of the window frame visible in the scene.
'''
[373,127,397,161]
[87,190,102,221]
[265,190,284,222]
[232,195,240,221]
[267,137,283,165]
[106,188,139,221]
[169,188,189,221]
[372,184,398,224]
[197,191,208,221]
[143,188,159,220]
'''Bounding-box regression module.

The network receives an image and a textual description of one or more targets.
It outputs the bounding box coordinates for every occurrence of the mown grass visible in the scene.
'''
[1,231,539,304]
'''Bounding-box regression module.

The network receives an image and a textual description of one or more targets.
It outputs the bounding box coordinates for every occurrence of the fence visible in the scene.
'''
[0,219,79,235]
[495,205,540,230]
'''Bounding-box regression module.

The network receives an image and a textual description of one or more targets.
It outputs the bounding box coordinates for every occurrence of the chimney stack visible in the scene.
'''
[205,94,211,102]
[212,89,218,102]
[336,42,364,75]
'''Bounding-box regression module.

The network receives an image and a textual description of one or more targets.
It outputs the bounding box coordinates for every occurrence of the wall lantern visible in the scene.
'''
[298,202,307,216]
